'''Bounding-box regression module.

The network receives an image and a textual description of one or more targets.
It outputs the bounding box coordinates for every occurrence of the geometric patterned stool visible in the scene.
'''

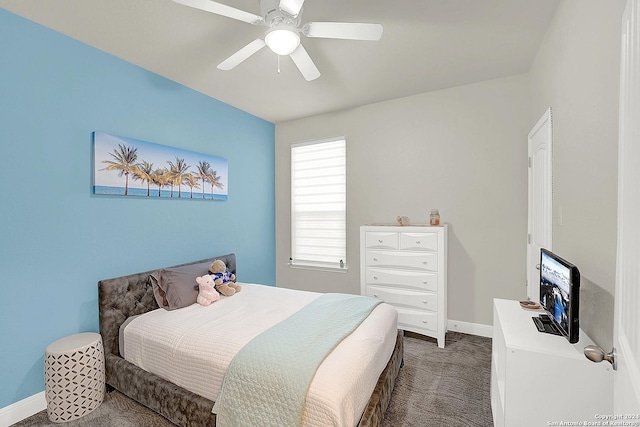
[45,332,105,423]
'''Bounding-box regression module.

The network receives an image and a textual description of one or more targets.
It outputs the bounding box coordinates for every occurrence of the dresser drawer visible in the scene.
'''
[396,307,438,332]
[366,250,438,271]
[400,232,438,251]
[365,232,399,249]
[365,285,438,312]
[365,267,438,292]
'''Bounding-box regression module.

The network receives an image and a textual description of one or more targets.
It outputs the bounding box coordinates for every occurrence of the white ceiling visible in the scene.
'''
[0,0,560,123]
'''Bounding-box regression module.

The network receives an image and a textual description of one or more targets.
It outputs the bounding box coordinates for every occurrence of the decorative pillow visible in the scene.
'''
[149,272,167,308]
[150,261,211,310]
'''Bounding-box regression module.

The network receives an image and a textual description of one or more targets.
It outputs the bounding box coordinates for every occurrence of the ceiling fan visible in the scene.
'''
[172,0,383,81]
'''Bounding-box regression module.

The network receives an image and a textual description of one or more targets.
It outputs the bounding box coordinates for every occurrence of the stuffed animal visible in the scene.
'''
[195,275,220,306]
[209,259,241,296]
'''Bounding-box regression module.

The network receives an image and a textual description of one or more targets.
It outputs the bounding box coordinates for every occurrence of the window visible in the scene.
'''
[291,137,346,271]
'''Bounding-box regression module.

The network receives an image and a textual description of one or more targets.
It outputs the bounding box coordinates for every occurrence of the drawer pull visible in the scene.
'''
[378,239,383,243]
[373,276,378,280]
[422,281,428,284]
[423,300,428,304]
[373,258,378,261]
[422,261,428,265]
[416,240,421,244]
[422,320,428,324]
[373,294,378,298]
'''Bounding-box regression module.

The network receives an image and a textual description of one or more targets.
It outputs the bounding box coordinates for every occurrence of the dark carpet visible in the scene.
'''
[381,332,494,427]
[13,331,493,427]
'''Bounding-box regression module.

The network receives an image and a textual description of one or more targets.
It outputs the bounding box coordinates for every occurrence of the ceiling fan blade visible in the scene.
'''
[173,0,263,24]
[217,39,266,70]
[289,44,320,81]
[304,22,383,41]
[279,0,305,17]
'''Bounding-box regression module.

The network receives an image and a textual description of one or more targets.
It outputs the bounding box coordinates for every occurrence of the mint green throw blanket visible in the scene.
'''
[212,293,382,427]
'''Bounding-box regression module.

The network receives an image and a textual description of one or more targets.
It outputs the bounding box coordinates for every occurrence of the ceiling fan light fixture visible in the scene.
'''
[265,26,300,55]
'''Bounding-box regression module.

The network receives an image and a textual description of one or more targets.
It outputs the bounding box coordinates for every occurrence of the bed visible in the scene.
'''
[98,253,404,427]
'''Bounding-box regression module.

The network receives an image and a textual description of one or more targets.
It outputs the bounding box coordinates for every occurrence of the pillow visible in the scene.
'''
[150,261,211,310]
[149,272,167,308]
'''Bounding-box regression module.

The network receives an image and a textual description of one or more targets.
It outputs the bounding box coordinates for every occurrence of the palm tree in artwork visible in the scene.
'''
[101,144,138,195]
[183,173,201,199]
[207,170,225,199]
[151,168,170,197]
[133,161,154,196]
[167,157,191,198]
[195,161,211,199]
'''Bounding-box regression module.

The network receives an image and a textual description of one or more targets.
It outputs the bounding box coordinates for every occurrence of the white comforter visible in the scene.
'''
[122,283,398,427]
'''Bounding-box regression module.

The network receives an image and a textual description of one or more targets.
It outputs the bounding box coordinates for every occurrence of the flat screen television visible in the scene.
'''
[539,248,581,343]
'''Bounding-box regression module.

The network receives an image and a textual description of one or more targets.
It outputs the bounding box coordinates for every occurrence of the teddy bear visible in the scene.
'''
[195,274,220,306]
[208,259,241,297]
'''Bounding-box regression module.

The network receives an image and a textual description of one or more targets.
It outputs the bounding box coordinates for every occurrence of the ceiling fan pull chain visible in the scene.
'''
[277,54,281,74]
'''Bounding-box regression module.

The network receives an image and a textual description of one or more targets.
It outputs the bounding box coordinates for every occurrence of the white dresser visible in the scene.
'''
[360,225,447,348]
[491,299,612,427]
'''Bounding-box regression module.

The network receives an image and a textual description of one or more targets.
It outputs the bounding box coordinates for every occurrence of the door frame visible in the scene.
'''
[613,0,640,411]
[527,107,553,301]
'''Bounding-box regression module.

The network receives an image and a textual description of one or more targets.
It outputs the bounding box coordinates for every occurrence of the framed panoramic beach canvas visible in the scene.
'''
[93,132,228,200]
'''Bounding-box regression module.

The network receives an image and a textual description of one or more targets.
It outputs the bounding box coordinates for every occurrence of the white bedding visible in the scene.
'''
[122,283,398,427]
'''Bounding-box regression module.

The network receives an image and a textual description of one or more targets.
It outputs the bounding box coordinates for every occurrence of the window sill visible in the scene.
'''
[289,263,348,273]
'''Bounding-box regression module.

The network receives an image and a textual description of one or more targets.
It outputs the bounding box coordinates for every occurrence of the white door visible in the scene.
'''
[613,0,640,412]
[527,108,553,301]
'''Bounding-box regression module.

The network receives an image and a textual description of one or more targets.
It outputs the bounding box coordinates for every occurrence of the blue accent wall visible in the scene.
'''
[0,9,275,408]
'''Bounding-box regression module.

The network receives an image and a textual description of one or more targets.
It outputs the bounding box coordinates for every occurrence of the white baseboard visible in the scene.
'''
[447,319,493,338]
[0,391,46,427]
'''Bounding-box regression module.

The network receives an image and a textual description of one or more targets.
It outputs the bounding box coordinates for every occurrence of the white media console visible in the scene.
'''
[491,299,613,426]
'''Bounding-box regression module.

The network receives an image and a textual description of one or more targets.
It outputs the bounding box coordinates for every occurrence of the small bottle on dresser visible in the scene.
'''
[429,209,440,226]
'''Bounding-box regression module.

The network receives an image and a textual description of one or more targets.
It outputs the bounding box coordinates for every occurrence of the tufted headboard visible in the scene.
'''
[98,253,236,358]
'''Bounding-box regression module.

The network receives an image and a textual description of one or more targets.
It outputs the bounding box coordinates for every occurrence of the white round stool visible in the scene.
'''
[45,332,105,422]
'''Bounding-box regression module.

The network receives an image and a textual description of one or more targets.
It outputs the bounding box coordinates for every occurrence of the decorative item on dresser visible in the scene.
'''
[360,224,448,348]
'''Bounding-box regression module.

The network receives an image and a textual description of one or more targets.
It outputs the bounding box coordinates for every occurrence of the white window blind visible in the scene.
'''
[291,138,346,270]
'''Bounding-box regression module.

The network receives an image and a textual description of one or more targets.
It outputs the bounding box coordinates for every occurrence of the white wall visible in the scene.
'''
[529,0,626,348]
[275,74,531,327]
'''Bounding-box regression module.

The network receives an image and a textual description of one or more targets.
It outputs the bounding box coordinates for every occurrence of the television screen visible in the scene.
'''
[539,249,580,343]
